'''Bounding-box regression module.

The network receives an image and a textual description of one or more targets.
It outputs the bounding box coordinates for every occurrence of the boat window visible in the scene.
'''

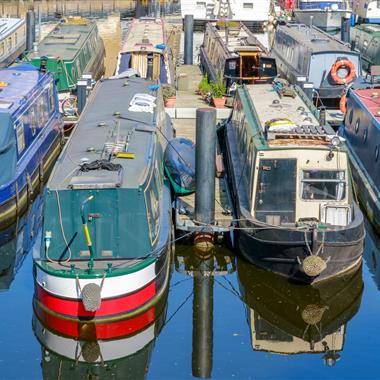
[301,170,346,201]
[348,108,353,125]
[48,85,55,114]
[355,118,360,133]
[243,2,254,8]
[196,1,206,7]
[363,129,368,142]
[376,146,379,161]
[0,42,4,56]
[30,106,37,135]
[39,96,47,126]
[16,123,25,154]
[7,37,12,50]
[255,159,297,223]
[15,33,17,46]
[145,171,161,245]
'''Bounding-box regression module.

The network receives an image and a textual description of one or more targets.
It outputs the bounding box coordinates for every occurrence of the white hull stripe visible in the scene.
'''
[35,261,156,299]
[34,317,155,362]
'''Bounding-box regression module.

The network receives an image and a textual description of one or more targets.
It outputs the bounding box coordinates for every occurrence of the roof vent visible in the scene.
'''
[142,38,150,44]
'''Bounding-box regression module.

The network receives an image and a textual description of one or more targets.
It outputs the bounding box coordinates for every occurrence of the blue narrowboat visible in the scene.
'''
[0,63,64,229]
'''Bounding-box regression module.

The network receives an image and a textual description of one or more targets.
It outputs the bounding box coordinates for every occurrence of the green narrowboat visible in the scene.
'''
[26,17,105,93]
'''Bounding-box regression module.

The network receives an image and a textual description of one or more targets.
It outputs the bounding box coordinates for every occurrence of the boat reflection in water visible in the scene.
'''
[0,195,43,291]
[237,259,363,365]
[33,288,169,379]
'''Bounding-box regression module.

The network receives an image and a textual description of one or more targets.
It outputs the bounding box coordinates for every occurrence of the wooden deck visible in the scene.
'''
[172,118,233,233]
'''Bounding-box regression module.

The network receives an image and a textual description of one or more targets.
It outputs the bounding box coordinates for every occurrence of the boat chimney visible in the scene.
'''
[194,108,216,250]
[33,42,38,53]
[341,17,350,43]
[184,14,194,65]
[146,54,154,80]
[26,9,36,51]
[319,107,327,126]
[309,15,314,29]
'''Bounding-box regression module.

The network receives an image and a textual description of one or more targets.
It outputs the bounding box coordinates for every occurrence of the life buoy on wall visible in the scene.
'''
[330,59,356,85]
[340,93,347,114]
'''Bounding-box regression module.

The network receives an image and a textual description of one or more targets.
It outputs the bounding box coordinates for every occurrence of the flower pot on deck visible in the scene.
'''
[213,97,226,108]
[164,96,176,108]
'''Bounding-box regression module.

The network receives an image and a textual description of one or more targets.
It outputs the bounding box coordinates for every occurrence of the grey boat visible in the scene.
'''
[271,24,362,108]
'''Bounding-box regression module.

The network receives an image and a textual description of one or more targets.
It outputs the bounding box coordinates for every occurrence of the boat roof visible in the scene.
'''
[48,76,160,190]
[0,64,40,114]
[0,18,25,40]
[244,83,338,148]
[276,24,355,54]
[351,88,380,119]
[207,21,268,56]
[353,23,380,36]
[28,19,96,61]
[120,18,166,54]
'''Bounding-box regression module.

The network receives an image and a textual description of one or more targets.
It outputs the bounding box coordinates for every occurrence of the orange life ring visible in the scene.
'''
[340,93,347,114]
[330,59,356,85]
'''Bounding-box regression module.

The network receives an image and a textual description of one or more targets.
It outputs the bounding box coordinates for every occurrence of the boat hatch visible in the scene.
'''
[69,169,123,189]
[46,33,81,45]
[320,204,352,226]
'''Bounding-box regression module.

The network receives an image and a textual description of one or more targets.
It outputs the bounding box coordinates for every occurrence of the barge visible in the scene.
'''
[33,76,174,321]
[116,18,174,85]
[238,259,363,361]
[0,18,26,67]
[200,21,277,92]
[271,23,362,108]
[0,63,63,229]
[220,81,365,283]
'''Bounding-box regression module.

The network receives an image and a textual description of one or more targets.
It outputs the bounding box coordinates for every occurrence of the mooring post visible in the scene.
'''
[192,258,214,378]
[77,80,88,115]
[184,14,194,65]
[341,17,350,43]
[26,9,36,51]
[194,108,216,249]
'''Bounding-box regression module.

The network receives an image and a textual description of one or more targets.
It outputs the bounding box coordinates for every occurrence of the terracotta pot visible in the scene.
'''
[213,97,226,108]
[164,96,176,108]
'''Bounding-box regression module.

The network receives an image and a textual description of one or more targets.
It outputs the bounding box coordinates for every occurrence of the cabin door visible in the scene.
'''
[254,159,297,224]
[131,53,161,79]
[240,53,260,81]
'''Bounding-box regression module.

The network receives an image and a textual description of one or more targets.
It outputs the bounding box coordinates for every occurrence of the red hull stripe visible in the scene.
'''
[36,280,157,318]
[34,302,157,340]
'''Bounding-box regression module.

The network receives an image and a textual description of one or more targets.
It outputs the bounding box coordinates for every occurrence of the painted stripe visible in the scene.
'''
[33,315,156,362]
[35,260,156,299]
[35,279,157,318]
[34,300,157,340]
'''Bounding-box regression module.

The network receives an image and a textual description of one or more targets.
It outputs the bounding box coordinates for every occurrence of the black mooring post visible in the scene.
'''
[341,17,350,43]
[192,259,214,378]
[77,80,88,115]
[195,108,216,226]
[184,14,194,65]
[26,10,36,51]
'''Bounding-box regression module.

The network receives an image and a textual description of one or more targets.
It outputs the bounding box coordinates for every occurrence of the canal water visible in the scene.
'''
[0,3,380,379]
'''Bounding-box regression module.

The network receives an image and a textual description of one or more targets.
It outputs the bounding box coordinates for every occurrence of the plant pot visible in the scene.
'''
[213,97,226,108]
[165,96,176,108]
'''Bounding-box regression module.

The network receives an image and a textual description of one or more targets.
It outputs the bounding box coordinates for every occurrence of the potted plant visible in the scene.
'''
[198,73,210,97]
[210,77,226,108]
[163,84,176,108]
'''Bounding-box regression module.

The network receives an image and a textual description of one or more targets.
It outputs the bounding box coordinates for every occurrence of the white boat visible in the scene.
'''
[0,18,26,67]
[352,0,380,23]
[180,0,270,25]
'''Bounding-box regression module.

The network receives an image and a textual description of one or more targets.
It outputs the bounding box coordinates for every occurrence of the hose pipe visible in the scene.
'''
[81,195,95,272]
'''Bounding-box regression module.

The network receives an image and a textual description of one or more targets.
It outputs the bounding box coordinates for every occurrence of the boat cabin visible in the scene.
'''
[116,18,174,84]
[200,21,277,91]
[271,24,362,107]
[27,18,105,92]
[230,82,354,227]
[0,18,26,67]
[352,0,380,23]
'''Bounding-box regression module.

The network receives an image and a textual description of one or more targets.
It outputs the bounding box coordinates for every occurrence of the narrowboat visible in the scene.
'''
[0,18,26,67]
[0,63,63,229]
[350,24,380,72]
[293,0,351,32]
[220,81,365,283]
[33,75,174,321]
[271,24,362,108]
[200,21,277,93]
[116,18,174,85]
[340,86,380,233]
[26,17,105,93]
[237,259,363,362]
[180,0,271,29]
[352,0,380,23]
[0,195,43,291]
[33,288,168,378]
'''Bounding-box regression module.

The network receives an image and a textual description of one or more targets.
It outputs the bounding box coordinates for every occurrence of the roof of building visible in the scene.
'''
[48,76,161,190]
[28,19,96,61]
[120,18,166,54]
[276,23,355,54]
[0,63,41,114]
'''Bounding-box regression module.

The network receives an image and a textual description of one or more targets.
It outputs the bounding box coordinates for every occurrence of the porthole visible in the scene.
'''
[355,118,360,134]
[376,146,379,161]
[349,109,353,125]
[363,129,368,142]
